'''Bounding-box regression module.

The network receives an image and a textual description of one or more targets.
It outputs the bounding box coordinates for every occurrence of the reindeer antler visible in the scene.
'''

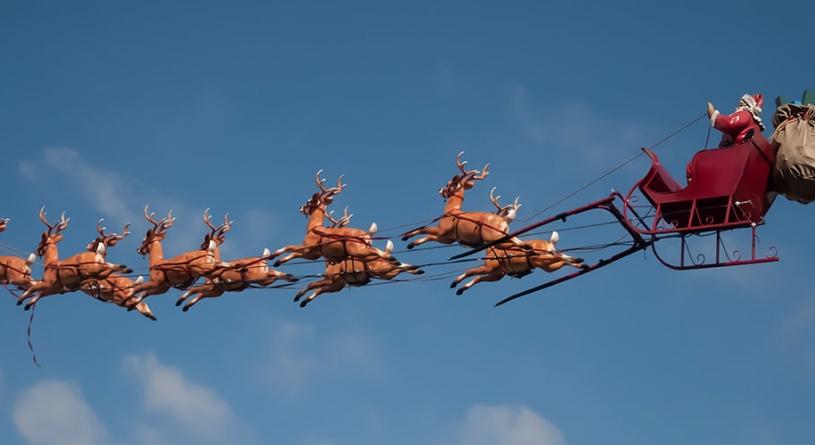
[455,152,490,182]
[144,205,160,228]
[315,170,327,193]
[158,211,175,233]
[489,187,503,212]
[456,151,469,174]
[337,206,352,227]
[39,207,54,233]
[489,188,521,219]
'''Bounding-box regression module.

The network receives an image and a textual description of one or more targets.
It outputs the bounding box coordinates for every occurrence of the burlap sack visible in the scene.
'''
[772,104,815,203]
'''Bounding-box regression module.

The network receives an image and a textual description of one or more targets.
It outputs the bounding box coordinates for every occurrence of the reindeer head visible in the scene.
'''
[201,209,232,250]
[489,188,521,222]
[299,170,346,216]
[137,206,175,256]
[0,218,8,233]
[36,207,69,257]
[439,152,489,199]
[87,218,130,255]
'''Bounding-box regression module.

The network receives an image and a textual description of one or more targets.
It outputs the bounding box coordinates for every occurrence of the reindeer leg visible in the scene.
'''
[293,278,332,302]
[456,271,504,295]
[300,280,345,308]
[177,285,206,306]
[273,250,304,267]
[450,265,492,289]
[183,287,225,312]
[405,227,444,249]
[134,302,157,321]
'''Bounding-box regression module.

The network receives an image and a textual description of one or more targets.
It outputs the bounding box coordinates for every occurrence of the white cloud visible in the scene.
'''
[12,380,108,445]
[261,322,382,393]
[454,404,565,445]
[121,351,250,441]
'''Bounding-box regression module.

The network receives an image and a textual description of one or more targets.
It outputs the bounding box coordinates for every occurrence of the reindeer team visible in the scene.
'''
[0,154,585,318]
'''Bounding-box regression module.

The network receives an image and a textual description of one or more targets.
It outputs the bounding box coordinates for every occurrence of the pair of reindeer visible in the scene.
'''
[271,170,424,307]
[401,152,588,294]
[1,210,157,319]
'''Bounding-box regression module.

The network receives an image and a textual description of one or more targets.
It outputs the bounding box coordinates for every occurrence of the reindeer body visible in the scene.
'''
[294,243,423,307]
[271,172,389,266]
[81,275,156,320]
[450,233,587,295]
[176,248,295,311]
[17,210,131,310]
[0,254,36,290]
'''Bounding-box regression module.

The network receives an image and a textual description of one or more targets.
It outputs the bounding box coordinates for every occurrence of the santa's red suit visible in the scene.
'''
[709,93,765,146]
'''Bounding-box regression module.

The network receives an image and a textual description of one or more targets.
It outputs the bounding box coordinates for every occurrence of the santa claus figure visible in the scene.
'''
[707,93,765,147]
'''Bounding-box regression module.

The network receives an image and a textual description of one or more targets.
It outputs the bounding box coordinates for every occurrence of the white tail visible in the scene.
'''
[263,247,271,257]
[135,276,144,284]
[368,222,378,234]
[550,231,559,244]
[385,240,394,253]
[26,253,36,265]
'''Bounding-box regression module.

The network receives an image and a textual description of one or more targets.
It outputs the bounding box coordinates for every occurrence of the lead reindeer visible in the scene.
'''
[126,207,223,308]
[0,219,38,291]
[175,213,296,311]
[293,239,424,307]
[270,171,392,267]
[17,209,132,310]
[78,220,156,320]
[450,231,588,295]
[401,152,525,249]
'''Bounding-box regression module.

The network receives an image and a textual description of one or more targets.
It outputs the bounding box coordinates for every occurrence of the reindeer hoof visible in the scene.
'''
[580,263,590,270]
[123,268,133,274]
[406,243,415,249]
[175,298,183,306]
[182,305,190,312]
[456,288,465,296]
[147,314,157,321]
[293,294,302,302]
[449,281,457,288]
[299,300,308,308]
[401,235,409,241]
[287,275,299,282]
[415,269,425,275]
[24,302,33,311]
[16,298,24,306]
[273,260,282,267]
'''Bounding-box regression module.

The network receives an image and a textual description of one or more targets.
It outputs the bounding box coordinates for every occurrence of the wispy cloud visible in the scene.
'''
[12,380,109,445]
[122,351,252,442]
[260,321,383,393]
[453,404,565,445]
[511,85,645,166]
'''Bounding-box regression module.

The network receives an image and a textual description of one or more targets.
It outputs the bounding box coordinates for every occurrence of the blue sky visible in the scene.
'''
[1,1,814,444]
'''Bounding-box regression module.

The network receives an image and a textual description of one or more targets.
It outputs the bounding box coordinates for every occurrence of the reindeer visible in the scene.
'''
[126,207,224,307]
[174,211,295,311]
[81,276,156,320]
[293,239,424,307]
[0,218,38,291]
[402,152,524,249]
[270,171,391,267]
[175,247,297,311]
[77,220,156,320]
[17,209,132,310]
[450,231,588,295]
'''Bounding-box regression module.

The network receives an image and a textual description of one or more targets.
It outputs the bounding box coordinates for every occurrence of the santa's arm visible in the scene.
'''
[710,108,750,133]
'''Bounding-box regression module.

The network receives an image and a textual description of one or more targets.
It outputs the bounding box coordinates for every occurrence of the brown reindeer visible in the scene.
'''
[175,247,297,311]
[270,171,391,267]
[293,240,424,307]
[82,276,156,320]
[449,231,588,295]
[126,207,223,307]
[401,152,525,249]
[78,220,156,320]
[0,219,38,291]
[17,209,132,310]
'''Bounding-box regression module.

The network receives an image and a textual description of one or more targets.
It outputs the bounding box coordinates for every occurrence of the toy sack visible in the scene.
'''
[772,104,815,203]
